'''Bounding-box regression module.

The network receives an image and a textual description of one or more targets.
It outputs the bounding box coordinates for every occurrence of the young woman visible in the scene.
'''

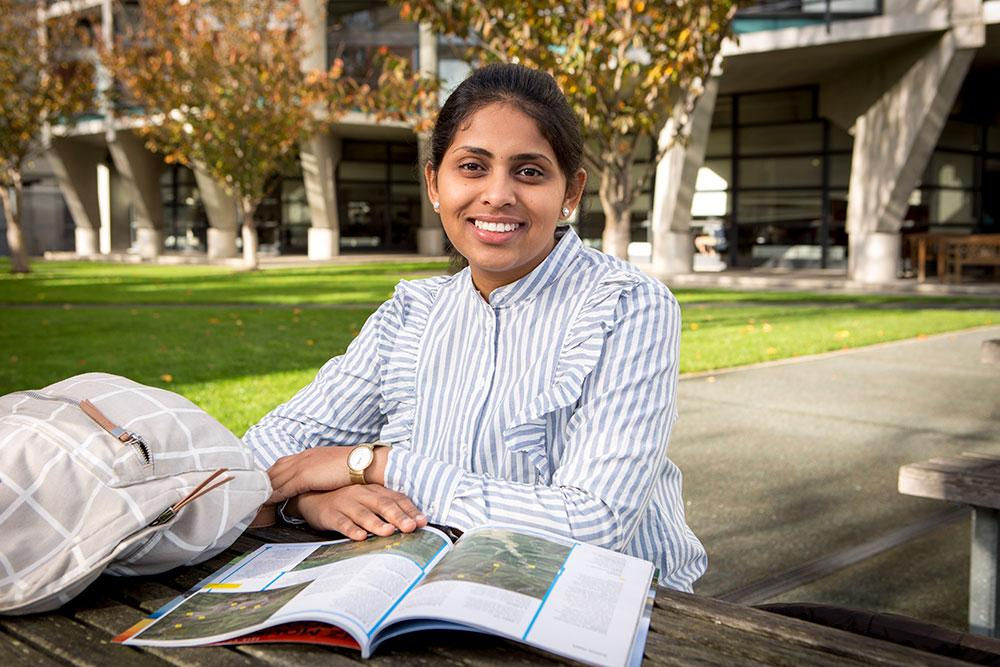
[244,63,707,590]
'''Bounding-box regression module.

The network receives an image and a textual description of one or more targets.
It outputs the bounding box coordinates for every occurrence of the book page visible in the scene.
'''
[523,541,654,667]
[379,525,653,667]
[117,527,451,649]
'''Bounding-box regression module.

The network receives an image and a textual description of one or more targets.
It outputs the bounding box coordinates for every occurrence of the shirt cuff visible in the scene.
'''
[384,447,465,523]
[278,499,306,525]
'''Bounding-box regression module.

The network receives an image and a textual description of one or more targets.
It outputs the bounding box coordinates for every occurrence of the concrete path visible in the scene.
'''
[672,325,1000,630]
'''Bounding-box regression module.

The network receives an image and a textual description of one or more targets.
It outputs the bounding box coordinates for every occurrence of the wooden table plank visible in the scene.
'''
[0,629,65,666]
[0,613,171,667]
[653,590,967,666]
[899,454,1000,509]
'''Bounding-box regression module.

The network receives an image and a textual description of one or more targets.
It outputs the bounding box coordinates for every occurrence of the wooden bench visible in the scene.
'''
[899,452,1000,637]
[906,233,953,282]
[905,233,1000,283]
[944,235,1000,284]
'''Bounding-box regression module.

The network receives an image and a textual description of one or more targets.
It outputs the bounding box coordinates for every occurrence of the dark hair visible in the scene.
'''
[427,63,584,184]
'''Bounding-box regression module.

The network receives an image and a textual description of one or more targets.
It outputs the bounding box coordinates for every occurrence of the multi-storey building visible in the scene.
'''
[2,0,998,284]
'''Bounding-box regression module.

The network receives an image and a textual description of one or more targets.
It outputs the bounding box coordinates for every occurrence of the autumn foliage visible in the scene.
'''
[396,0,736,258]
[0,0,94,273]
[106,0,436,268]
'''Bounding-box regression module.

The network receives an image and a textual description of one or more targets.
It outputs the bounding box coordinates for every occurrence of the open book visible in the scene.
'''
[114,524,656,667]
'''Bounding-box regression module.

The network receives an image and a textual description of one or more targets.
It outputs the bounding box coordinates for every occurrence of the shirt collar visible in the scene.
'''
[483,226,582,308]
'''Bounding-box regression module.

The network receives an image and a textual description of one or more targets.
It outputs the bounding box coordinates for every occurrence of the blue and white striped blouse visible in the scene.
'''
[244,227,707,590]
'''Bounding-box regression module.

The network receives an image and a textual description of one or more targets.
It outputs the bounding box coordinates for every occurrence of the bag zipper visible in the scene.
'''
[11,390,153,466]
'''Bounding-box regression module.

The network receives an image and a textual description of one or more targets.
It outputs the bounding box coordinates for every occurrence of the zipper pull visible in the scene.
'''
[150,507,176,526]
[148,469,234,528]
[79,399,153,465]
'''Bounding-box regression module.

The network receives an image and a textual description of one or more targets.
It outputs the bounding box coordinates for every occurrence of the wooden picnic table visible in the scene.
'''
[900,452,1000,638]
[0,523,981,666]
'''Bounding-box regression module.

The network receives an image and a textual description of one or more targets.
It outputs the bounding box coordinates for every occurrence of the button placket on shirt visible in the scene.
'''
[464,301,499,469]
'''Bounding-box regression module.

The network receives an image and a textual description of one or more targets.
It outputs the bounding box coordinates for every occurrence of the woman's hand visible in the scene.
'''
[267,447,352,504]
[291,485,428,541]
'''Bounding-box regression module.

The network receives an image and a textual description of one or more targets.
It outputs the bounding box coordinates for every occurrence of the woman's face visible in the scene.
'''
[426,102,585,298]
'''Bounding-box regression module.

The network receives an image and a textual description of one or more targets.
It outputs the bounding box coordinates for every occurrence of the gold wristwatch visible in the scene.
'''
[347,443,378,484]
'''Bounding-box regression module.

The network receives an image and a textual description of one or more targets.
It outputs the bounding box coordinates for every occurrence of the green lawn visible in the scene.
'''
[1,259,997,435]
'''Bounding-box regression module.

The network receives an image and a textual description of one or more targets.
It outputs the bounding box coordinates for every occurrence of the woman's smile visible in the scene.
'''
[469,215,526,241]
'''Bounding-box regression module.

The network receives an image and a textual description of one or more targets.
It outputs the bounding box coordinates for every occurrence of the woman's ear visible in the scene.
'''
[563,168,588,214]
[424,162,439,210]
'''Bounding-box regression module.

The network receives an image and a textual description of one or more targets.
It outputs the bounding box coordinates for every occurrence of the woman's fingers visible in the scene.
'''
[322,508,367,541]
[386,489,428,527]
[346,504,396,537]
[297,486,427,540]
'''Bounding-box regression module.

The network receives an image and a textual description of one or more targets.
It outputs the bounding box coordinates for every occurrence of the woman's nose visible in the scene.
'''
[480,172,516,208]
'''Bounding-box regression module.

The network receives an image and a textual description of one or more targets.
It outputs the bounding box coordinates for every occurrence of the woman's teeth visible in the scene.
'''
[473,219,520,233]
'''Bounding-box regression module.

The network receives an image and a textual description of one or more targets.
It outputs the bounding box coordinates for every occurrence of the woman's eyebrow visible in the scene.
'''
[454,146,554,165]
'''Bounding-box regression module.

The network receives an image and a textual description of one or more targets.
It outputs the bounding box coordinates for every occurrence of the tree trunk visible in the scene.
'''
[601,205,632,260]
[0,174,30,273]
[239,197,259,270]
[598,159,634,260]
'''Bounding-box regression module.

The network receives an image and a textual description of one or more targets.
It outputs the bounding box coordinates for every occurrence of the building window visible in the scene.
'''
[696,86,852,267]
[337,140,421,251]
[909,118,999,234]
[160,165,208,252]
[327,2,418,83]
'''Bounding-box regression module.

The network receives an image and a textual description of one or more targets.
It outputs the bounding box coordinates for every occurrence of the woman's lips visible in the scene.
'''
[468,217,525,243]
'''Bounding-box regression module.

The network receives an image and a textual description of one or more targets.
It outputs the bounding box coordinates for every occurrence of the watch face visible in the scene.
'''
[348,446,374,471]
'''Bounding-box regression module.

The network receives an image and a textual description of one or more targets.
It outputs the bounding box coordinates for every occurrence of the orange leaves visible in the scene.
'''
[0,0,95,180]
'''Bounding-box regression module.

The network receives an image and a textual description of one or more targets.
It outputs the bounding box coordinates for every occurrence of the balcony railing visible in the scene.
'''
[735,0,883,33]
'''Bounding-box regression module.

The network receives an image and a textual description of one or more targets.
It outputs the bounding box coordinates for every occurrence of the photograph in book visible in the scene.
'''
[136,582,311,641]
[291,530,444,572]
[419,528,572,599]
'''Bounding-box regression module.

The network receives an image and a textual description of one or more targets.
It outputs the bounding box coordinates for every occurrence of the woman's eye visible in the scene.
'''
[518,167,543,178]
[458,162,483,172]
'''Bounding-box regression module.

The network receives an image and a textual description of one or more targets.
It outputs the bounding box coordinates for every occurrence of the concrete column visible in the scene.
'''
[301,132,341,260]
[48,137,104,257]
[839,7,983,283]
[107,130,164,260]
[298,0,341,260]
[193,166,239,259]
[416,24,445,256]
[650,77,719,276]
[300,0,326,71]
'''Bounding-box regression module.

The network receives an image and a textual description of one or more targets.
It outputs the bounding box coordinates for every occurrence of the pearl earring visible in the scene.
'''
[561,207,570,218]
[432,201,440,212]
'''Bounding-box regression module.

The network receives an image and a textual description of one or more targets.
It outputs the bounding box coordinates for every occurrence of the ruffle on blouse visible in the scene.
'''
[501,271,641,479]
[377,279,442,446]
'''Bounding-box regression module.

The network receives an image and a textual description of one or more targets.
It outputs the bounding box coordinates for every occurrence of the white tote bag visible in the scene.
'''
[0,373,271,614]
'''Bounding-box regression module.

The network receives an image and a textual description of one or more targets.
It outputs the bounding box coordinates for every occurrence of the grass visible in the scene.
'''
[1,258,997,435]
[0,259,447,305]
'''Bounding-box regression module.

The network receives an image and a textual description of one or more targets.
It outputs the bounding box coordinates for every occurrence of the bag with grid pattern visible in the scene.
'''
[0,373,271,615]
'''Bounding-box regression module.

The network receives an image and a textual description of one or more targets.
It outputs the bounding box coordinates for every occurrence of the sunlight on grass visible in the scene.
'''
[0,260,449,305]
[680,307,998,373]
[178,370,320,436]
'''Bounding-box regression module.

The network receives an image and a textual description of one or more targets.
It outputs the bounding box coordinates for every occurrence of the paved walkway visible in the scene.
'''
[673,325,1000,630]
